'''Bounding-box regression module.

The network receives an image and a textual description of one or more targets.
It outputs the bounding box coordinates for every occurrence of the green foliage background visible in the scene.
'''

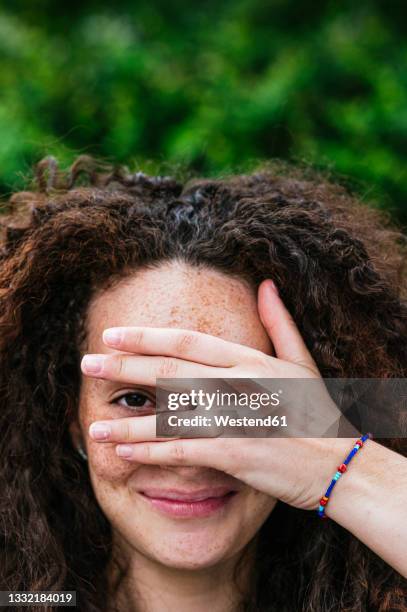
[0,1,406,223]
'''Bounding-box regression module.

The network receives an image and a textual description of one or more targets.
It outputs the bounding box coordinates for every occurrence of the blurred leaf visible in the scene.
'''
[0,1,405,224]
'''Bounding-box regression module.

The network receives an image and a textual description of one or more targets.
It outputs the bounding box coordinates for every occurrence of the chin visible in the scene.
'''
[135,528,245,570]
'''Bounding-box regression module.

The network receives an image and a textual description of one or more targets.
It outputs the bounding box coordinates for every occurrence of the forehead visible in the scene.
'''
[85,260,273,355]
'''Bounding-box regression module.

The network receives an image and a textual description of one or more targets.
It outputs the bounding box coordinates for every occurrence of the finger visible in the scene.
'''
[88,414,165,443]
[88,411,221,443]
[257,279,318,370]
[81,353,227,384]
[102,326,252,367]
[114,438,235,470]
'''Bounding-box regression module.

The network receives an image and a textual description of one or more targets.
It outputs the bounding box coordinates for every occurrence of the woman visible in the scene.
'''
[0,156,406,611]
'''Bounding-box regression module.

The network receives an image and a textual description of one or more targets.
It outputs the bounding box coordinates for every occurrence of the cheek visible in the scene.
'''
[237,489,277,541]
[88,442,136,484]
[79,395,137,484]
[85,444,145,536]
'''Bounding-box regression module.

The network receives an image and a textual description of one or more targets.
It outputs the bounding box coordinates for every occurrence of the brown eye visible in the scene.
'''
[114,392,155,414]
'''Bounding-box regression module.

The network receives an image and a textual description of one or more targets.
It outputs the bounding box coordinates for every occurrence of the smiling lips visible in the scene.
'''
[140,487,238,518]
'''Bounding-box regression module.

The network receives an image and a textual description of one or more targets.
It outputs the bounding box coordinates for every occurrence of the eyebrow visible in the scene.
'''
[92,378,155,393]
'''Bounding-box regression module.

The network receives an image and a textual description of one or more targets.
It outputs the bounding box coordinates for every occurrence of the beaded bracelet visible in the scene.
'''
[317,433,372,519]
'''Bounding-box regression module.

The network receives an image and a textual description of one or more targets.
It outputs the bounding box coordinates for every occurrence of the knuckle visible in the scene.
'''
[170,442,186,464]
[143,444,152,460]
[247,351,270,371]
[157,357,178,378]
[123,420,133,442]
[111,354,125,378]
[174,332,197,355]
[132,329,144,348]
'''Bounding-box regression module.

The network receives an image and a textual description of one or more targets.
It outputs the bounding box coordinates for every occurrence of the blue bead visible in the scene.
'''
[318,434,370,520]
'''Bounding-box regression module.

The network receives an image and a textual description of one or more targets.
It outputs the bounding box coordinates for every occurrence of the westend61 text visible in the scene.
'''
[166,414,288,427]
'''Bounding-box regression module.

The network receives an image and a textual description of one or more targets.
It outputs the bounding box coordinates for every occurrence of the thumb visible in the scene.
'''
[258,279,317,370]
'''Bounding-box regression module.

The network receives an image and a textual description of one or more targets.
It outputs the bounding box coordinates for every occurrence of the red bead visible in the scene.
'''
[338,463,347,473]
[355,440,363,447]
[320,497,328,506]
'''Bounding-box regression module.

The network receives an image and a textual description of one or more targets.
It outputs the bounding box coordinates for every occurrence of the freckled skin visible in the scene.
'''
[74,261,277,571]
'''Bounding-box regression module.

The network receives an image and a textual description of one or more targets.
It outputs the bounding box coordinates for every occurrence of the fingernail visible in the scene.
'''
[267,280,279,295]
[103,328,123,346]
[89,422,111,440]
[116,445,133,458]
[81,355,104,374]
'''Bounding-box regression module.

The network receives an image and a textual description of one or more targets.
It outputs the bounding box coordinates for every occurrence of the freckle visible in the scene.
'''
[170,305,180,317]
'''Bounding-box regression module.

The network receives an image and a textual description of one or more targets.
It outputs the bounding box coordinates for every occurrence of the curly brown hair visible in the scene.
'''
[0,156,406,611]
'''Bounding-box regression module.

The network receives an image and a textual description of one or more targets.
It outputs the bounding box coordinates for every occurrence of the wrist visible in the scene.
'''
[322,438,397,524]
[315,435,372,519]
[306,437,360,511]
[323,441,369,519]
[313,438,407,577]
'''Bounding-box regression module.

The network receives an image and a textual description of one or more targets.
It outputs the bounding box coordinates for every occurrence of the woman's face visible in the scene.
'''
[75,261,277,570]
